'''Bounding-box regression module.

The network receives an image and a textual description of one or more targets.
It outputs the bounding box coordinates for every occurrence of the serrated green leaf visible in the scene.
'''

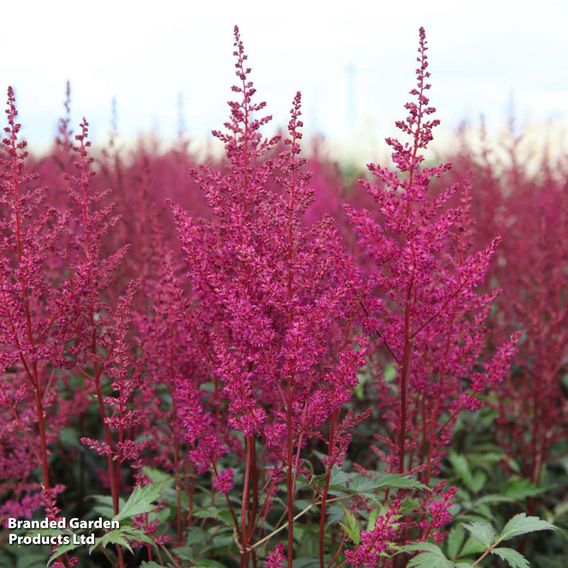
[401,541,454,567]
[89,527,151,555]
[140,562,164,568]
[491,547,530,568]
[350,473,427,493]
[447,525,465,559]
[402,542,447,554]
[500,513,556,541]
[47,541,82,567]
[473,503,494,521]
[464,521,495,546]
[114,481,168,522]
[329,466,350,487]
[407,551,453,568]
[339,510,360,544]
[90,531,133,555]
[460,536,486,557]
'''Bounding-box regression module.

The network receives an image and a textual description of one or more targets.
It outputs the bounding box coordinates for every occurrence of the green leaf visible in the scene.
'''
[407,554,452,567]
[47,542,82,566]
[172,546,194,561]
[460,536,486,557]
[406,546,454,568]
[327,504,344,525]
[218,509,235,526]
[402,542,447,554]
[464,521,495,547]
[140,562,164,568]
[92,494,126,519]
[114,481,168,522]
[475,494,516,506]
[142,466,174,484]
[329,466,349,487]
[402,542,454,566]
[339,510,360,544]
[90,531,133,555]
[350,473,427,493]
[470,472,487,493]
[211,533,234,548]
[447,525,465,559]
[89,527,151,555]
[499,513,556,541]
[367,507,380,531]
[449,452,475,491]
[503,479,548,500]
[491,547,530,568]
[194,561,227,568]
[194,506,220,519]
[186,527,208,545]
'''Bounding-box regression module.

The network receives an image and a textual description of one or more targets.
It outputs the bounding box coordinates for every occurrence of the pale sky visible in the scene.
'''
[3,0,567,153]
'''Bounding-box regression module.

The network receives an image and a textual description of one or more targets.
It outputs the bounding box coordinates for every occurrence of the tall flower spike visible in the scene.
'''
[0,87,69,520]
[345,28,519,552]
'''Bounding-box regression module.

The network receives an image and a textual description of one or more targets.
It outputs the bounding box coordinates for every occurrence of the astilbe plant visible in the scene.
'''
[496,171,567,487]
[468,133,568,486]
[446,121,568,497]
[171,26,365,567]
[0,87,69,523]
[138,253,193,544]
[345,28,520,560]
[61,118,144,567]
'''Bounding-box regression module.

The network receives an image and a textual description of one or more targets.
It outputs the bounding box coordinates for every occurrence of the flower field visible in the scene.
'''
[0,25,566,568]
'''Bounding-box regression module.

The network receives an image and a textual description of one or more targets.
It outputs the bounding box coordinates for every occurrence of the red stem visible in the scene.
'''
[286,372,295,568]
[398,289,413,474]
[319,414,336,568]
[241,436,252,568]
